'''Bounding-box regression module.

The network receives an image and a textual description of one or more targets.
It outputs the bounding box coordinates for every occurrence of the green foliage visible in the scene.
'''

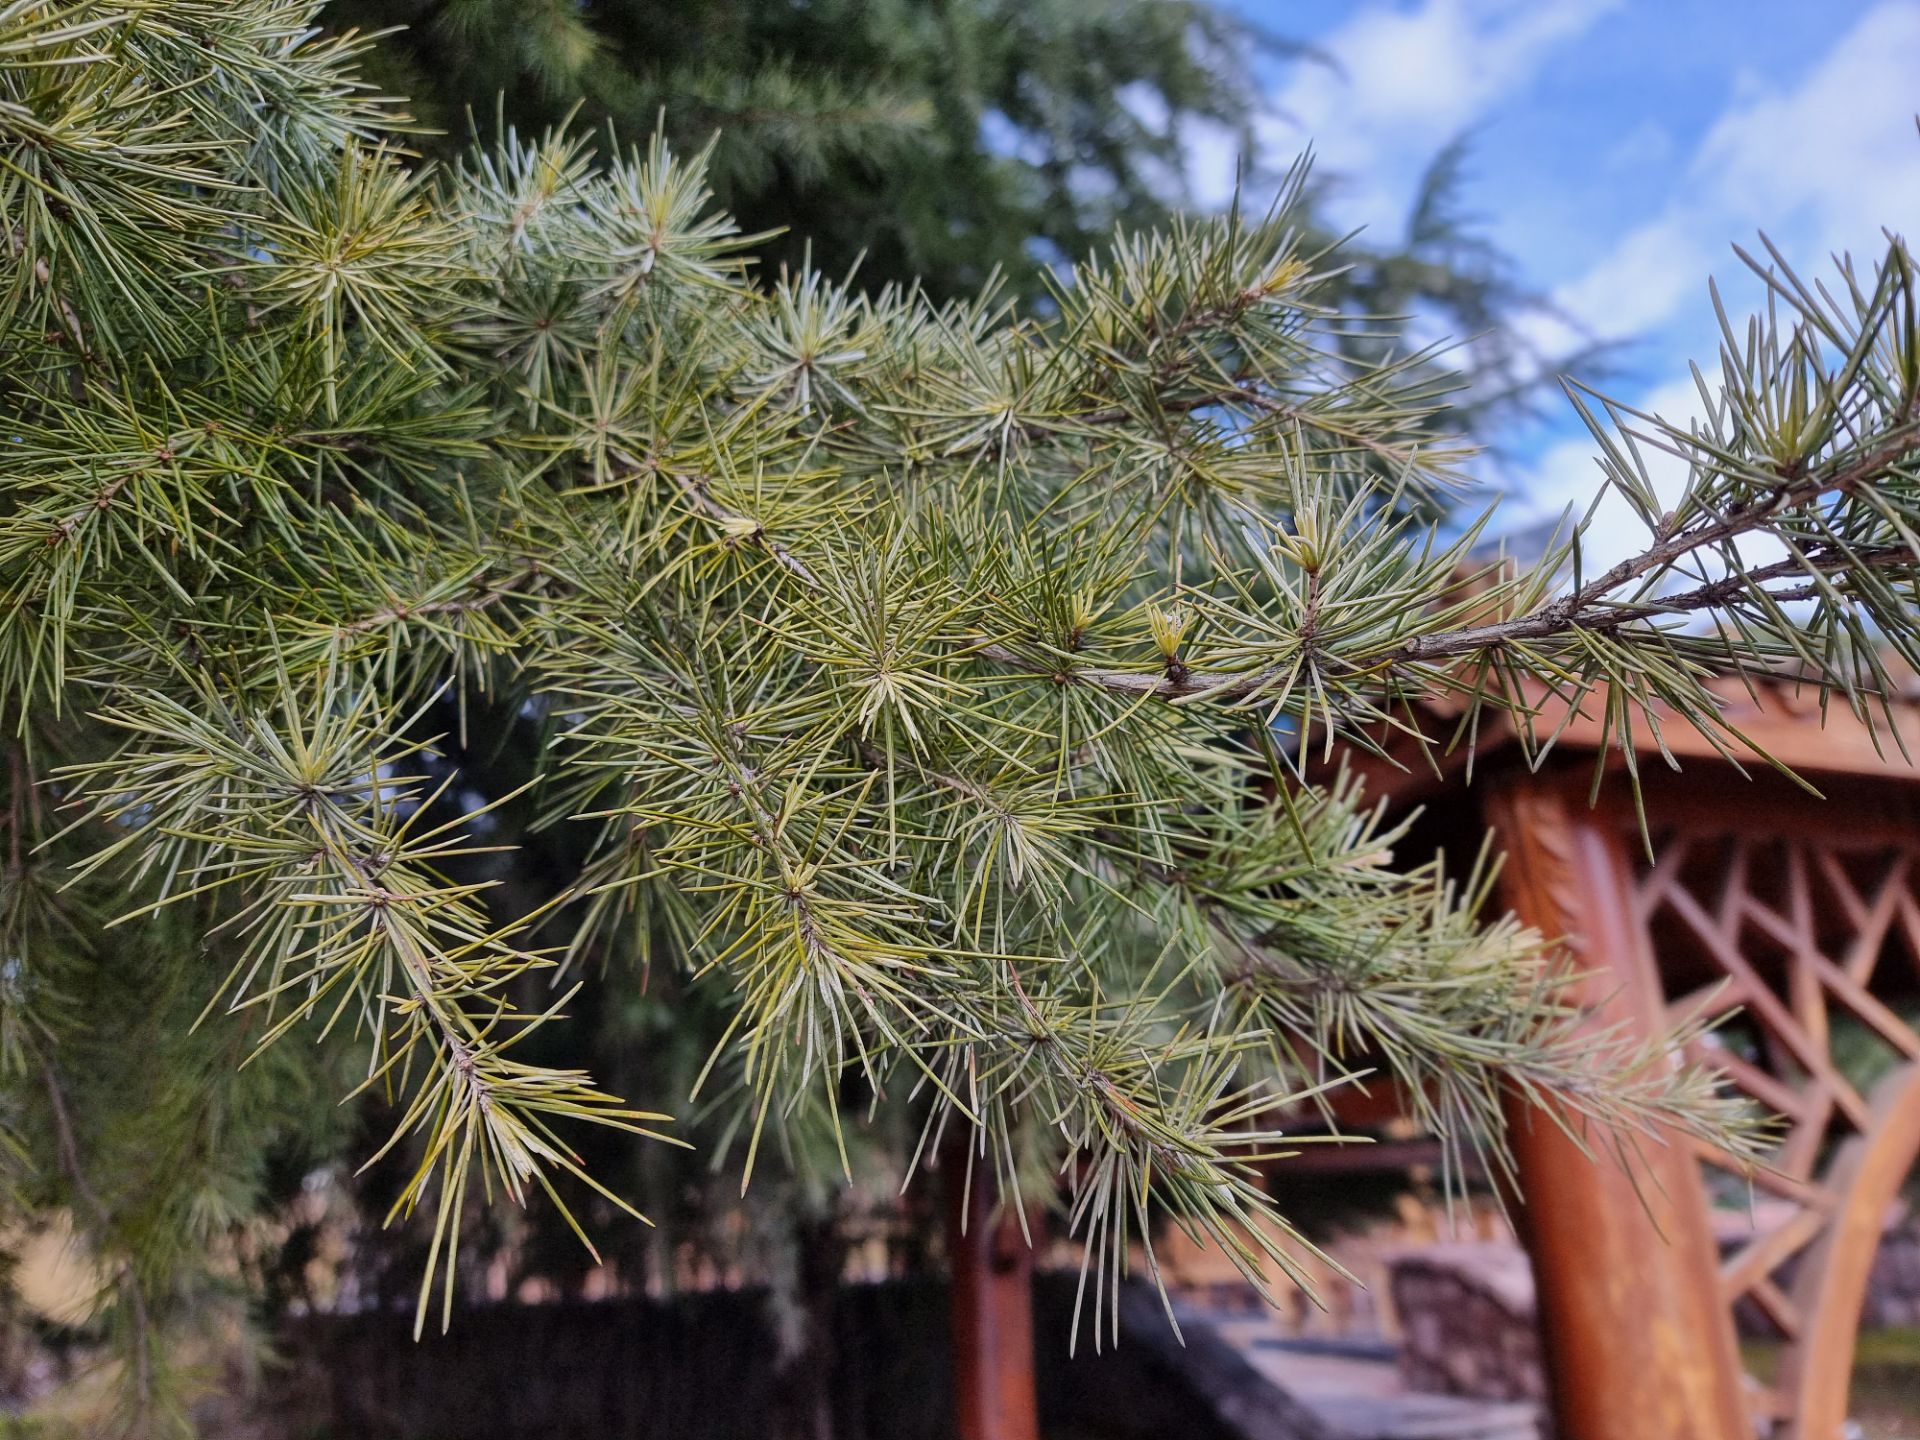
[317,0,1589,442]
[315,0,1615,524]
[323,0,1270,300]
[2,4,1919,1431]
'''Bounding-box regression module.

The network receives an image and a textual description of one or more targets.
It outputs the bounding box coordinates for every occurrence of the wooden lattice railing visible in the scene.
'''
[1635,826,1920,1439]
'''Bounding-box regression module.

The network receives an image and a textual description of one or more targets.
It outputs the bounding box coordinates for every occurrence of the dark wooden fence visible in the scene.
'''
[273,1277,1325,1440]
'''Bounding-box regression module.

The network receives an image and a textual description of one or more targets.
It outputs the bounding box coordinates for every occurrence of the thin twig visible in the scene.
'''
[983,427,1920,704]
[339,564,541,633]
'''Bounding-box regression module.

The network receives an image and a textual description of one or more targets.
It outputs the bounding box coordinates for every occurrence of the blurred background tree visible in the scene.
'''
[329,0,1275,300]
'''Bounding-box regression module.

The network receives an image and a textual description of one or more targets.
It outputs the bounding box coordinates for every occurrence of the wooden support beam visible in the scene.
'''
[1777,1063,1920,1439]
[946,1150,1041,1440]
[1487,781,1750,1440]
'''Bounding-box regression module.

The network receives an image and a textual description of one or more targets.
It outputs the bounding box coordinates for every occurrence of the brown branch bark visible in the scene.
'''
[984,425,1919,705]
[629,368,1916,713]
[339,563,541,633]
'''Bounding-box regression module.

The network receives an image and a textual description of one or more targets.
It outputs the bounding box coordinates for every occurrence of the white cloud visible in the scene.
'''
[1600,118,1676,176]
[1518,0,1920,563]
[1521,375,1705,567]
[1557,216,1712,339]
[1214,0,1622,224]
[1555,0,1920,344]
[1191,0,1920,574]
[1180,116,1248,210]
[1278,0,1617,134]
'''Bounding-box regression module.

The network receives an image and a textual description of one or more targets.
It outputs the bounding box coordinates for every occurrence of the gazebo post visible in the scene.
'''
[945,1150,1041,1440]
[1486,779,1749,1440]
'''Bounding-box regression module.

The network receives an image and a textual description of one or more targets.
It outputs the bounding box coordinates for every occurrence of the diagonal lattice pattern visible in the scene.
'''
[1635,829,1920,1437]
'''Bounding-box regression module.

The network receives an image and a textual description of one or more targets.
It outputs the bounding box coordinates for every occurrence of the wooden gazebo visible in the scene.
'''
[947,677,1920,1440]
[1349,678,1920,1440]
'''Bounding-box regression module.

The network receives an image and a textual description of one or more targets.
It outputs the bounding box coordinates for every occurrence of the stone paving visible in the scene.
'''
[1198,1313,1544,1440]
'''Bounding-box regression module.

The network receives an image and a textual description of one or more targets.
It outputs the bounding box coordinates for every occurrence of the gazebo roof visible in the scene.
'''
[1343,673,1920,813]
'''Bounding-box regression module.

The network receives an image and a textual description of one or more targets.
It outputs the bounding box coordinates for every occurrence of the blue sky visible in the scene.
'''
[1199,0,1920,555]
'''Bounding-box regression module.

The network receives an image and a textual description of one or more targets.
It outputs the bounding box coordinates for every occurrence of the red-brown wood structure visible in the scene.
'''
[1357,678,1920,1440]
[947,1153,1042,1440]
[946,676,1920,1440]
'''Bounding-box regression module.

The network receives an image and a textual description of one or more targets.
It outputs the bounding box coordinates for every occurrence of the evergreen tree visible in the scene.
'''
[302,3,1593,1342]
[319,0,1586,436]
[3,4,1919,1433]
[321,0,1279,300]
